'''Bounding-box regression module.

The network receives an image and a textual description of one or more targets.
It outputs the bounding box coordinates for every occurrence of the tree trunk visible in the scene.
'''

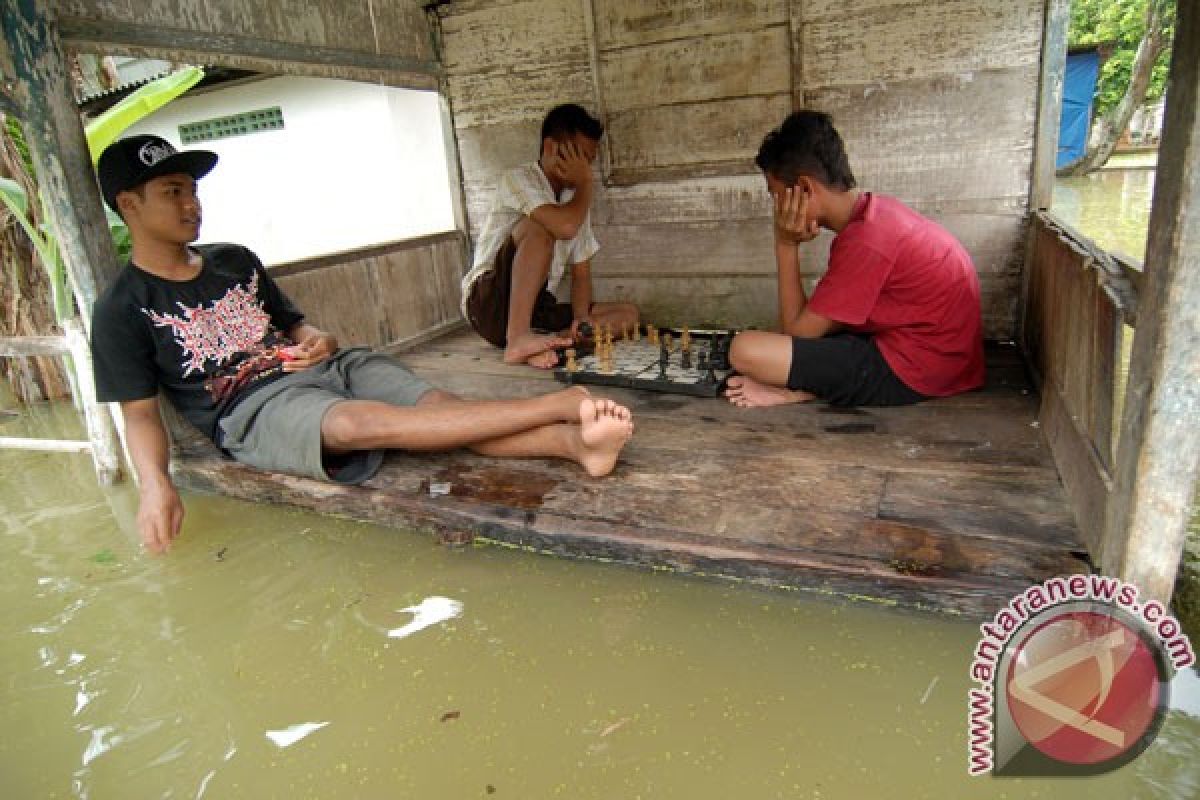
[1062,0,1171,176]
[0,117,71,404]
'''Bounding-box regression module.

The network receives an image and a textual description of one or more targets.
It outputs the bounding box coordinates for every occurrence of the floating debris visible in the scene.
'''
[440,710,461,723]
[428,482,452,497]
[214,547,228,562]
[265,721,329,748]
[599,717,631,738]
[387,596,463,639]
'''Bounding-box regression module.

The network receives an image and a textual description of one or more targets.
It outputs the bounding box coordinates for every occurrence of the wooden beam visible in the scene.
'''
[0,437,92,453]
[0,335,69,357]
[1029,0,1069,211]
[1103,1,1200,602]
[0,1,121,322]
[55,16,442,86]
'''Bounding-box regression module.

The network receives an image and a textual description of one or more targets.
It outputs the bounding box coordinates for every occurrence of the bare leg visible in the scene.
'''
[724,330,815,408]
[467,394,634,477]
[320,388,634,476]
[505,218,572,369]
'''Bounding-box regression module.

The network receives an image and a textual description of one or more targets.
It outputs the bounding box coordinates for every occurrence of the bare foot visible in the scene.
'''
[504,331,571,369]
[724,375,815,408]
[574,396,634,477]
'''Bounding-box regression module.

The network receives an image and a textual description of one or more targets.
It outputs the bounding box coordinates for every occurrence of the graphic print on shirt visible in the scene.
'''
[142,272,293,405]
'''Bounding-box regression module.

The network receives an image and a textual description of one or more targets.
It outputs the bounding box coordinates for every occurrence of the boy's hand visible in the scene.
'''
[774,186,820,244]
[137,480,184,553]
[283,331,338,372]
[547,141,593,189]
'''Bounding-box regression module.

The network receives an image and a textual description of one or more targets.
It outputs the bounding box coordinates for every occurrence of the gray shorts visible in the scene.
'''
[217,347,433,485]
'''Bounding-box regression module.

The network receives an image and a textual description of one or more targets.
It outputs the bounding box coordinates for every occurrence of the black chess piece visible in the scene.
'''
[681,349,692,370]
[658,340,669,379]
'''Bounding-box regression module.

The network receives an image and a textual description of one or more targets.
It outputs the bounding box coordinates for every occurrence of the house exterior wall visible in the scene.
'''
[440,0,1045,337]
[122,76,455,265]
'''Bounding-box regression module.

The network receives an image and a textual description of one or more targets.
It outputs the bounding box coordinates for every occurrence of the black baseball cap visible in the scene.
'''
[96,134,218,212]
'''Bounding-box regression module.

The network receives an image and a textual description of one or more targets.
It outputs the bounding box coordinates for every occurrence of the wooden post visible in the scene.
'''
[1103,2,1200,602]
[0,0,122,325]
[1029,0,1070,212]
[63,319,121,484]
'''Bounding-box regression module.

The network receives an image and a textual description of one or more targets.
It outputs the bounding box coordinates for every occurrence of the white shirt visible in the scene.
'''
[460,162,600,317]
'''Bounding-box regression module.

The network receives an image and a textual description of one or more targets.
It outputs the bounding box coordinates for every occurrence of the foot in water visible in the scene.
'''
[504,331,571,369]
[724,375,814,408]
[574,396,634,476]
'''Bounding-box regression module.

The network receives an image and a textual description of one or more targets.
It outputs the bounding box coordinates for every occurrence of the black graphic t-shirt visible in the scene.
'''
[90,243,305,442]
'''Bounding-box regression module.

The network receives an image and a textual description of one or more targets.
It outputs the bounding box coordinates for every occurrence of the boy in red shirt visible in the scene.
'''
[725,111,985,408]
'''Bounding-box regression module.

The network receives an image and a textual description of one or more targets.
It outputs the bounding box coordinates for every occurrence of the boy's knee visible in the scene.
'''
[512,217,555,254]
[321,404,363,451]
[728,332,759,373]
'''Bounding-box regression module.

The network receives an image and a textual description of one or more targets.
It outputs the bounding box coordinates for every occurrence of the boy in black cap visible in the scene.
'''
[91,135,635,554]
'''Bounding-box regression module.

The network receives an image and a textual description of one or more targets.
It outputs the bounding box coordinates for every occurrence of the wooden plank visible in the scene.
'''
[55,0,436,63]
[799,0,1043,89]
[601,174,770,226]
[441,0,589,72]
[276,259,386,348]
[0,437,92,452]
[1030,0,1070,211]
[606,93,792,174]
[0,336,69,357]
[373,247,440,344]
[592,0,787,49]
[598,26,790,112]
[269,232,463,279]
[1104,1,1200,602]
[1089,280,1118,472]
[171,445,1079,618]
[807,67,1037,208]
[448,62,595,128]
[1041,377,1109,554]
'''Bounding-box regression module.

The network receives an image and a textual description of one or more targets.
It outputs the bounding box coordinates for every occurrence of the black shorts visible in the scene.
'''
[787,333,927,407]
[465,236,574,348]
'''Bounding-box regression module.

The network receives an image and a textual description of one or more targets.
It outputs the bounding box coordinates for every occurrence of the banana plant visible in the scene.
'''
[1,65,203,322]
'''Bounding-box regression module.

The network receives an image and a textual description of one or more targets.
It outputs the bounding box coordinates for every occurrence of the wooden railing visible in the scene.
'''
[0,319,121,483]
[270,231,468,352]
[1022,211,1140,556]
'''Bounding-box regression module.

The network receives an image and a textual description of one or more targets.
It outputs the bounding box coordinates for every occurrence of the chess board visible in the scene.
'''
[553,329,735,397]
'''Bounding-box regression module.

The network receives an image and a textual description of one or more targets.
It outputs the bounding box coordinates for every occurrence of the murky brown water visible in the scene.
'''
[2,392,1198,798]
[1053,167,1155,259]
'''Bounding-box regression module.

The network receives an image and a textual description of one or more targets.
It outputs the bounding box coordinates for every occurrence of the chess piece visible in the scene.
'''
[632,324,641,342]
[681,327,691,352]
[565,348,578,372]
[658,339,669,379]
[663,333,673,353]
[681,349,692,370]
[647,325,658,345]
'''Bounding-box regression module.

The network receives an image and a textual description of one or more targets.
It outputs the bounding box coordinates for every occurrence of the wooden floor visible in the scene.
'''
[174,328,1089,618]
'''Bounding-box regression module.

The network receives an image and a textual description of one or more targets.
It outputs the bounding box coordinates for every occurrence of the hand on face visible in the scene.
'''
[544,139,594,188]
[773,184,821,245]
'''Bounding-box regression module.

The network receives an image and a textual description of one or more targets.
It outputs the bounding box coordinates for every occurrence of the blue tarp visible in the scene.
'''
[1058,50,1101,169]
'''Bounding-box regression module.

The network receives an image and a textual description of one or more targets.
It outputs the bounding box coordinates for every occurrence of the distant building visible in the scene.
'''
[77,60,455,266]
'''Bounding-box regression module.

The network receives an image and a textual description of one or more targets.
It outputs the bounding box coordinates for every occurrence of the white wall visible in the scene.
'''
[124,76,456,265]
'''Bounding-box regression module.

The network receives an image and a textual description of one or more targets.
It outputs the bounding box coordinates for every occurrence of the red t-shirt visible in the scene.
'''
[807,193,985,397]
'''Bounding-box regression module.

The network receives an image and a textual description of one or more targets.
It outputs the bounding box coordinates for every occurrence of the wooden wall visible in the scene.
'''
[439,0,1044,336]
[49,0,439,88]
[271,233,467,351]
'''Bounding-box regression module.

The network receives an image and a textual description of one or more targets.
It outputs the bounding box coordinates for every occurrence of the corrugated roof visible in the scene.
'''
[74,55,174,103]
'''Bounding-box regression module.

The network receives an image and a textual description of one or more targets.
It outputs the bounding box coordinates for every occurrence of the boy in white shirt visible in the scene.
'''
[462,104,639,368]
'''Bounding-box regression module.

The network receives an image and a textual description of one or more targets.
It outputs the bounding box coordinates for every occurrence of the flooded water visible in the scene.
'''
[1053,167,1155,259]
[2,394,1199,797]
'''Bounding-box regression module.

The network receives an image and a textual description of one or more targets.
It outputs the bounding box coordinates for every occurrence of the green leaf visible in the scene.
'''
[84,66,206,162]
[90,549,117,564]
[0,176,29,216]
